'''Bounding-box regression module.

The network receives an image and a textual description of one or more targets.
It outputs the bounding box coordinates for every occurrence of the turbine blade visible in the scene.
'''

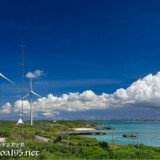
[21,93,30,100]
[31,91,41,98]
[0,73,15,85]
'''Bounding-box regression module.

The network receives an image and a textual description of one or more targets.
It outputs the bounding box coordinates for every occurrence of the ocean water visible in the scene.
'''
[85,121,160,147]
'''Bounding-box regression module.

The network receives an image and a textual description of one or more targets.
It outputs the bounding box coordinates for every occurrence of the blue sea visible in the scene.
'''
[85,121,160,147]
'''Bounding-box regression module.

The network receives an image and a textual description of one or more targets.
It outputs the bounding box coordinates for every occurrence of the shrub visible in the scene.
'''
[54,135,62,143]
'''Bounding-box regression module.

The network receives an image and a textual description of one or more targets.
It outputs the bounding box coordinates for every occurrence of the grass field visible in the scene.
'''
[0,120,160,159]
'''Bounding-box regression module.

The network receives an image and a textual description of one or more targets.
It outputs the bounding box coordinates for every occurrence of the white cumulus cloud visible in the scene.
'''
[2,72,160,118]
[26,70,44,79]
[1,103,12,114]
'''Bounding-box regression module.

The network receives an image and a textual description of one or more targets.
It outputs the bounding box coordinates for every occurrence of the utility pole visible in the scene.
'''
[67,122,69,147]
[137,132,139,149]
[26,123,28,136]
[41,117,43,137]
[112,128,115,149]
[61,125,63,144]
[32,125,34,135]
[132,130,134,147]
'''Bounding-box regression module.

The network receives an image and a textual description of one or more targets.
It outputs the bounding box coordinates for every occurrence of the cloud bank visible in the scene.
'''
[2,72,160,118]
[26,70,44,79]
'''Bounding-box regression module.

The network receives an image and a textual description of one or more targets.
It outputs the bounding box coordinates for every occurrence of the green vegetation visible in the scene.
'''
[0,120,160,159]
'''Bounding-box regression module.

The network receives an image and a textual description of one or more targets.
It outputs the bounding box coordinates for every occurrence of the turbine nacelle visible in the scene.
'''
[21,91,42,100]
[30,91,41,98]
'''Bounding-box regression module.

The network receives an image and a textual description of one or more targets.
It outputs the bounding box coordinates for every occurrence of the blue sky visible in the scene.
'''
[1,0,160,120]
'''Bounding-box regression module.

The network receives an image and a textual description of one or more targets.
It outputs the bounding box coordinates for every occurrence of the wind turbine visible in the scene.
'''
[21,78,41,126]
[0,73,15,85]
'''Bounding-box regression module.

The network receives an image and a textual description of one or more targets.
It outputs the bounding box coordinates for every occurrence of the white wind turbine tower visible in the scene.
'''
[0,73,15,85]
[21,78,41,126]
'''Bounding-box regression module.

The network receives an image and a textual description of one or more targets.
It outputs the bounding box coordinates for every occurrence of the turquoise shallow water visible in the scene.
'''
[85,121,160,147]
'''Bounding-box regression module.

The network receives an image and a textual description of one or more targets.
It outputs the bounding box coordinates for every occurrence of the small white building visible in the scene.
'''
[17,119,24,125]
